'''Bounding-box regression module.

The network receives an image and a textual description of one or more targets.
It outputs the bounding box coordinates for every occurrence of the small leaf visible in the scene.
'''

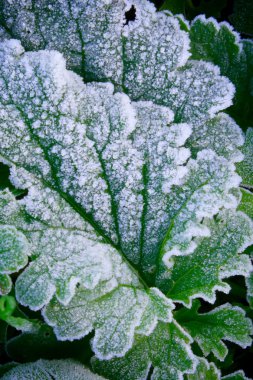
[176,300,253,360]
[190,16,253,129]
[187,357,220,380]
[222,370,251,380]
[0,225,30,295]
[1,359,105,380]
[164,210,253,304]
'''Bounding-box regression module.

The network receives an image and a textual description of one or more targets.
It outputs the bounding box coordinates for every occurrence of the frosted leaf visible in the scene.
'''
[92,321,196,380]
[165,210,253,305]
[187,357,220,380]
[238,189,253,220]
[188,113,245,163]
[131,102,191,272]
[0,40,240,281]
[176,300,253,361]
[0,39,118,241]
[0,189,134,310]
[237,128,253,187]
[0,188,175,352]
[1,359,105,380]
[222,371,251,380]
[0,224,30,295]
[122,0,190,93]
[43,284,173,359]
[190,16,253,129]
[160,151,241,270]
[246,272,253,309]
[0,0,189,84]
[0,1,236,128]
[127,60,234,127]
[0,40,197,278]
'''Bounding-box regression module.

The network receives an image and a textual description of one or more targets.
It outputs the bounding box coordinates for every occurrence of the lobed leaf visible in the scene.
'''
[175,300,253,361]
[186,357,220,380]
[190,16,253,129]
[0,225,30,295]
[163,210,253,304]
[92,320,196,380]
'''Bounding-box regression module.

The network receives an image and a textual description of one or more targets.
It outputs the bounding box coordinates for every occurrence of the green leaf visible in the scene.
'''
[44,284,173,359]
[187,357,220,380]
[92,321,196,380]
[0,2,251,375]
[190,16,253,129]
[1,359,105,380]
[222,370,251,380]
[0,1,235,128]
[164,210,253,304]
[175,300,253,361]
[238,189,253,219]
[246,272,253,309]
[237,128,253,188]
[0,225,30,295]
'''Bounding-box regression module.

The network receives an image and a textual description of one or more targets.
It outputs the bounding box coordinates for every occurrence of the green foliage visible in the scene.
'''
[0,0,252,378]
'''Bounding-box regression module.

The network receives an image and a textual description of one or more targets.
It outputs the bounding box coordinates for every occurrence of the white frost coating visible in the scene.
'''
[189,113,245,162]
[92,320,196,380]
[1,0,237,129]
[0,39,119,241]
[132,102,192,272]
[192,304,253,360]
[191,15,242,53]
[222,371,251,380]
[43,284,174,360]
[162,149,241,265]
[1,359,106,380]
[0,223,30,295]
[136,287,175,335]
[123,0,191,96]
[166,209,253,307]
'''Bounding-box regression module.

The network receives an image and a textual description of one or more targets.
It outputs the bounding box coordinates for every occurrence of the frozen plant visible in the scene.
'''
[0,0,252,379]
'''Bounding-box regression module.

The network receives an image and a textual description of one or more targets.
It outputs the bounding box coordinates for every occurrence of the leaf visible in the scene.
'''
[190,16,253,129]
[0,3,251,375]
[222,370,251,380]
[246,272,253,309]
[237,128,253,188]
[44,284,173,360]
[238,189,253,219]
[186,357,220,380]
[175,300,253,361]
[187,113,244,163]
[163,209,253,304]
[0,225,30,295]
[92,321,196,380]
[0,0,235,128]
[1,359,105,380]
